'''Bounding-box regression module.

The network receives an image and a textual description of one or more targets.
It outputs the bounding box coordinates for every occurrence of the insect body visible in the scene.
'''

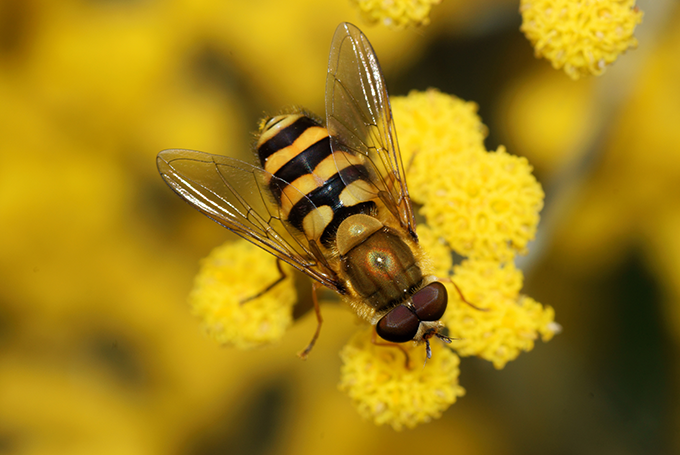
[157,23,451,358]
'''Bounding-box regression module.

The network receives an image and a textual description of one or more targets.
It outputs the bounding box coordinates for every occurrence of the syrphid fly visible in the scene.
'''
[157,23,452,359]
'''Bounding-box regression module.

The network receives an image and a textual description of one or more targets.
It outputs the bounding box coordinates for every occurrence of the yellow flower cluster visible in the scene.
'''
[392,89,557,369]
[393,89,544,262]
[351,0,442,28]
[444,260,558,369]
[339,328,465,430]
[189,240,297,349]
[188,89,556,429]
[520,0,643,79]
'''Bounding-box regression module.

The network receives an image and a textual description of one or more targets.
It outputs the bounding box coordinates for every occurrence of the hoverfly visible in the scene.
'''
[157,22,452,359]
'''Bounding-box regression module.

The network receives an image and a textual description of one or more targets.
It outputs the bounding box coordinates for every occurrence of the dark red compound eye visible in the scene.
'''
[376,304,420,343]
[412,282,448,321]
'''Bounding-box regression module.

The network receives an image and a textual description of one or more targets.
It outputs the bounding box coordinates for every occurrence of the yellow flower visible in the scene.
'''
[393,89,545,262]
[520,0,643,79]
[188,90,555,429]
[444,259,559,369]
[333,89,555,427]
[390,89,556,371]
[339,327,465,430]
[415,224,454,278]
[189,240,297,349]
[351,0,442,28]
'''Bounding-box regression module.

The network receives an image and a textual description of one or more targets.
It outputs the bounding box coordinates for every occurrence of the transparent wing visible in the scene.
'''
[157,149,342,292]
[325,22,417,238]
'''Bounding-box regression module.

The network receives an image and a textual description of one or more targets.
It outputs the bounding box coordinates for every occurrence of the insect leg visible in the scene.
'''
[370,329,412,370]
[439,277,488,312]
[297,281,323,360]
[405,148,418,174]
[240,259,287,304]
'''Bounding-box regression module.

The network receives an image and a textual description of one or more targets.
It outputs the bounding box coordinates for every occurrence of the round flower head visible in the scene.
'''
[391,89,557,371]
[188,90,556,429]
[392,89,544,262]
[443,259,560,369]
[189,239,297,349]
[520,0,644,79]
[339,327,465,430]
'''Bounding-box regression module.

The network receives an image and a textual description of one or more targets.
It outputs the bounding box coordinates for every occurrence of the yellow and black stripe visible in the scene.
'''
[256,113,377,247]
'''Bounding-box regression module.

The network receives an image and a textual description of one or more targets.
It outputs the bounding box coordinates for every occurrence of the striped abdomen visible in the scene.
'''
[256,113,377,246]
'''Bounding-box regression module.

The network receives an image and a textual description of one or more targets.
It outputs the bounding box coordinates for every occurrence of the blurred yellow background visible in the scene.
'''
[0,0,677,454]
